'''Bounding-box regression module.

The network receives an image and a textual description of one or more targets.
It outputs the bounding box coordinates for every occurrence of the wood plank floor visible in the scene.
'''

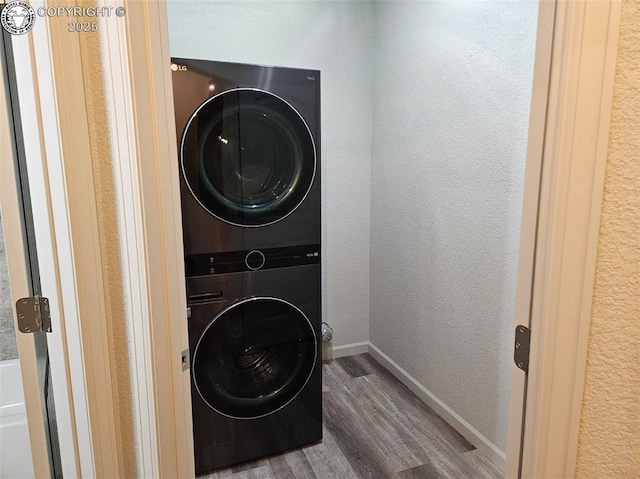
[204,354,503,479]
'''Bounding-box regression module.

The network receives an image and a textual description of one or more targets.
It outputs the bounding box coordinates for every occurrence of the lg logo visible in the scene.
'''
[170,64,187,72]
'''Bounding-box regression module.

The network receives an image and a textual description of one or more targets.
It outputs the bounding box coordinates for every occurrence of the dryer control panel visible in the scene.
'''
[185,244,320,277]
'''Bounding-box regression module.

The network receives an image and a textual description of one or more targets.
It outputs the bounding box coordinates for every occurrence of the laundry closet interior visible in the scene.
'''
[166,1,538,477]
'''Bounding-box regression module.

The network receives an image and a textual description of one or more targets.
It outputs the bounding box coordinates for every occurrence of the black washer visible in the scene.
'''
[192,297,317,419]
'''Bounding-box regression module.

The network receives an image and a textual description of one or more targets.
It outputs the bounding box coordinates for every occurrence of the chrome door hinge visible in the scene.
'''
[181,349,190,371]
[514,325,531,373]
[15,296,52,333]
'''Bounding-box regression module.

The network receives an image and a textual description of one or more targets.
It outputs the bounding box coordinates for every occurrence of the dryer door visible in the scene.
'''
[192,297,317,419]
[181,88,316,227]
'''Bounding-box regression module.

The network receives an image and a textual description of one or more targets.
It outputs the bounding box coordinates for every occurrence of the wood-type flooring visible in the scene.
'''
[204,353,502,479]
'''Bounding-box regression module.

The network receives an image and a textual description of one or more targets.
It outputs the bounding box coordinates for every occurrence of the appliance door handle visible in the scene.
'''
[188,291,224,305]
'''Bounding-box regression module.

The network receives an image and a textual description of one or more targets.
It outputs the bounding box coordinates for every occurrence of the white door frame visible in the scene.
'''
[98,1,194,477]
[5,0,622,477]
[4,1,193,477]
[2,17,97,477]
[505,1,557,474]
[1,33,52,479]
[505,0,622,476]
[515,1,622,478]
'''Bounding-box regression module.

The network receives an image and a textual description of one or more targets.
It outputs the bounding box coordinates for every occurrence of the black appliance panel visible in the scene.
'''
[187,266,322,475]
[173,59,322,476]
[171,58,321,255]
[185,243,320,276]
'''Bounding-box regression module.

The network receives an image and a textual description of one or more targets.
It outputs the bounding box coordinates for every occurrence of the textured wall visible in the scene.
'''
[368,1,537,454]
[167,0,374,348]
[76,25,136,478]
[576,0,640,476]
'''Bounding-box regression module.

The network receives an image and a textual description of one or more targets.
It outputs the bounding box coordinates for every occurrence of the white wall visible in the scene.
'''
[369,1,538,453]
[166,1,374,348]
[167,0,538,457]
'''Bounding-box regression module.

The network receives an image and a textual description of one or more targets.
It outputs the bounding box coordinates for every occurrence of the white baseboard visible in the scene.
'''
[366,342,506,472]
[322,341,369,361]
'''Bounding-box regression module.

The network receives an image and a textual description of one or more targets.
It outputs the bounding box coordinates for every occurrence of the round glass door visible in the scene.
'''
[181,88,316,227]
[192,297,317,419]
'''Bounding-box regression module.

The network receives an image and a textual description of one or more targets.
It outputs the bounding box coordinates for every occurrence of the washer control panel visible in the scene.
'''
[245,250,266,270]
[185,244,320,277]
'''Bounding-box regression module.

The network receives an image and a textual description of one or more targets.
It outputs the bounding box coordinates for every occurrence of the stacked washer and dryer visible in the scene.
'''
[171,59,322,475]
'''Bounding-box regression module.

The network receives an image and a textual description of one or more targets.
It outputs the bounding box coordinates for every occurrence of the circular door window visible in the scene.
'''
[181,89,316,227]
[192,297,317,419]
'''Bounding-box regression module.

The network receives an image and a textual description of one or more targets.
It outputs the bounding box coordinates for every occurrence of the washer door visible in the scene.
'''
[192,297,317,419]
[181,88,316,227]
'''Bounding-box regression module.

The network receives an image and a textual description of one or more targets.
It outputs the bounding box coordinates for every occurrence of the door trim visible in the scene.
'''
[505,0,557,475]
[0,33,51,479]
[7,27,87,479]
[99,1,194,477]
[8,1,125,475]
[515,1,622,478]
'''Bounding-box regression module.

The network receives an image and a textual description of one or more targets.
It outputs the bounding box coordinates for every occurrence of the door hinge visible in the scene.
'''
[181,349,190,371]
[15,296,52,334]
[514,325,531,373]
